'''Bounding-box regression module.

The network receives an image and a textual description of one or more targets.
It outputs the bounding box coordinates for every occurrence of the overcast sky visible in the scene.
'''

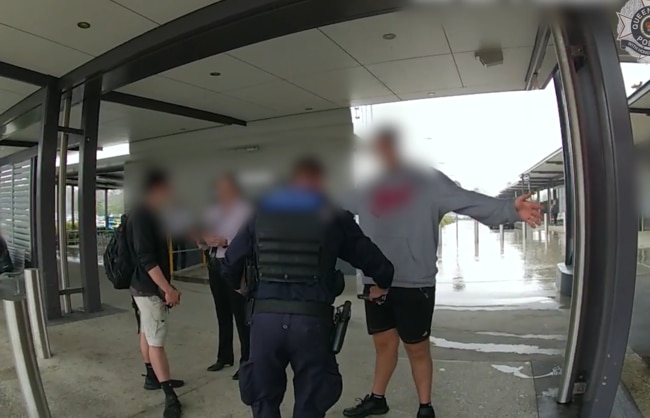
[353,62,650,195]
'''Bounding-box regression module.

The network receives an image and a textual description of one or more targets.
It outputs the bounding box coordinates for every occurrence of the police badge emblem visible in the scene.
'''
[618,0,650,62]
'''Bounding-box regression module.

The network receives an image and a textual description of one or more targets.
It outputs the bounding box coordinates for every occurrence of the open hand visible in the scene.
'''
[515,193,544,228]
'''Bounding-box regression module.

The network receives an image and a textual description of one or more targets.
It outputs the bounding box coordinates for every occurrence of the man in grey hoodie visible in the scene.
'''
[343,128,543,418]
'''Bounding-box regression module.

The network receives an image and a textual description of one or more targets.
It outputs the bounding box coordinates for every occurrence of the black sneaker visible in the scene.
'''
[144,376,185,391]
[343,395,389,417]
[163,396,182,418]
[417,405,436,418]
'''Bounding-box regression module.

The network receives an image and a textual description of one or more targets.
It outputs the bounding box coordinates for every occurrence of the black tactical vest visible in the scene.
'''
[255,211,336,285]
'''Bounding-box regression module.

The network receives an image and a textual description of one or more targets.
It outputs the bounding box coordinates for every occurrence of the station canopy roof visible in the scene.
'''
[0,3,560,157]
[0,2,636,165]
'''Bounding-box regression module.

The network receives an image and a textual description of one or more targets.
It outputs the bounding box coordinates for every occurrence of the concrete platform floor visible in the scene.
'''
[1,222,576,417]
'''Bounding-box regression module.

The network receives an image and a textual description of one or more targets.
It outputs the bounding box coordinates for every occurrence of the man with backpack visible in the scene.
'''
[123,170,184,418]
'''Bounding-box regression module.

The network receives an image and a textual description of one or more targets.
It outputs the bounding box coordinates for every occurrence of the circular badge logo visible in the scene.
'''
[618,0,650,62]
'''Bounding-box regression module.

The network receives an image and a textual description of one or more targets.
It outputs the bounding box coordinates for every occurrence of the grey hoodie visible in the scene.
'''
[347,167,520,288]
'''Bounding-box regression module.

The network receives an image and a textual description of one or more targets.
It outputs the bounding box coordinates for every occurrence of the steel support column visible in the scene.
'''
[78,79,102,313]
[553,11,638,417]
[36,82,61,320]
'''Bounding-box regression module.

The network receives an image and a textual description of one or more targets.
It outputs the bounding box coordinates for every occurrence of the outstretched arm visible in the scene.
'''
[435,171,543,227]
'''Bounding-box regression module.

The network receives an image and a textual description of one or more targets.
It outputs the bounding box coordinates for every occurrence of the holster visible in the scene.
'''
[331,301,352,355]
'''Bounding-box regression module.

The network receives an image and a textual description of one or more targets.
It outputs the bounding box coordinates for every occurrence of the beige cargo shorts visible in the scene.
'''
[133,295,169,347]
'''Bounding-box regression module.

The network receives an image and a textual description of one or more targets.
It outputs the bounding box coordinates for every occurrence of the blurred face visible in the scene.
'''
[293,171,324,190]
[217,177,238,203]
[148,183,172,208]
[373,135,400,170]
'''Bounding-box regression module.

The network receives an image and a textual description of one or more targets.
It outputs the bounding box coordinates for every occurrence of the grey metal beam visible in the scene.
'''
[78,77,102,313]
[0,139,38,148]
[0,89,44,140]
[102,92,247,126]
[36,81,61,320]
[0,60,55,86]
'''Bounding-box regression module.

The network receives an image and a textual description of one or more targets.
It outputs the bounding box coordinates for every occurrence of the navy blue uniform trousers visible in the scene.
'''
[239,312,342,418]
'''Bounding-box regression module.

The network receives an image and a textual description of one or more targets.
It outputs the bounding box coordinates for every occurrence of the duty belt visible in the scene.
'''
[251,299,333,318]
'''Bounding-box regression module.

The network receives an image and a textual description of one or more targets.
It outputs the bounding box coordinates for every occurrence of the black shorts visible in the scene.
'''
[364,286,436,344]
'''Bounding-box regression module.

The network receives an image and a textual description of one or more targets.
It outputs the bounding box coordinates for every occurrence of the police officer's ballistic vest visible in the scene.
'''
[255,211,336,286]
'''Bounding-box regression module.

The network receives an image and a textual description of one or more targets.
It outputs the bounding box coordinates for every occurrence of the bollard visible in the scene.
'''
[24,269,51,359]
[499,224,505,254]
[4,298,52,418]
[544,213,549,236]
[474,220,479,257]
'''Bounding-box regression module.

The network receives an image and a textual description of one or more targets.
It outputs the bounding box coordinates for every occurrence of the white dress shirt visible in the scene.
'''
[204,200,251,259]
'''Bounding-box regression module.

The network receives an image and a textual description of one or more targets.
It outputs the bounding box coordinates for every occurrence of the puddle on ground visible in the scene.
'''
[430,336,564,356]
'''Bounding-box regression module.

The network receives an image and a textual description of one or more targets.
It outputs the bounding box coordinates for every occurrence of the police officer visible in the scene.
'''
[221,156,394,418]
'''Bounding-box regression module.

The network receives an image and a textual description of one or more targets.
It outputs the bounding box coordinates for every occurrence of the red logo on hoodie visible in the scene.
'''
[370,184,414,217]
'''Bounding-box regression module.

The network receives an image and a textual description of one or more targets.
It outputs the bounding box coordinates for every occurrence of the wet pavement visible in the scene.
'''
[0,220,580,417]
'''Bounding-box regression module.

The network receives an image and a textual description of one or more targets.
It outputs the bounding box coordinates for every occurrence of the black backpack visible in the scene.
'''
[103,215,134,289]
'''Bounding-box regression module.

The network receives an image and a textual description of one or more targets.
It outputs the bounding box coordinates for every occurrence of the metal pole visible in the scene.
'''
[78,77,102,313]
[474,220,479,257]
[499,224,505,254]
[57,92,71,314]
[24,269,51,359]
[104,188,109,228]
[70,186,75,229]
[37,80,62,320]
[438,224,443,257]
[455,214,459,246]
[4,298,52,418]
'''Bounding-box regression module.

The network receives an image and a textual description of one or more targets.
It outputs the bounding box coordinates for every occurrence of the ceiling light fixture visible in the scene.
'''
[382,33,397,40]
[209,72,221,77]
[427,92,435,97]
[77,21,91,29]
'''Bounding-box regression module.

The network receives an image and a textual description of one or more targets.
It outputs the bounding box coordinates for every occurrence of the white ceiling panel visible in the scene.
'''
[0,25,92,76]
[291,67,394,106]
[225,81,338,115]
[320,11,450,65]
[348,95,400,107]
[230,30,358,78]
[441,6,539,53]
[454,47,532,88]
[0,0,156,56]
[0,77,39,97]
[0,77,39,112]
[119,76,279,120]
[0,91,24,113]
[161,53,279,93]
[366,55,462,95]
[397,85,522,102]
[110,0,221,24]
